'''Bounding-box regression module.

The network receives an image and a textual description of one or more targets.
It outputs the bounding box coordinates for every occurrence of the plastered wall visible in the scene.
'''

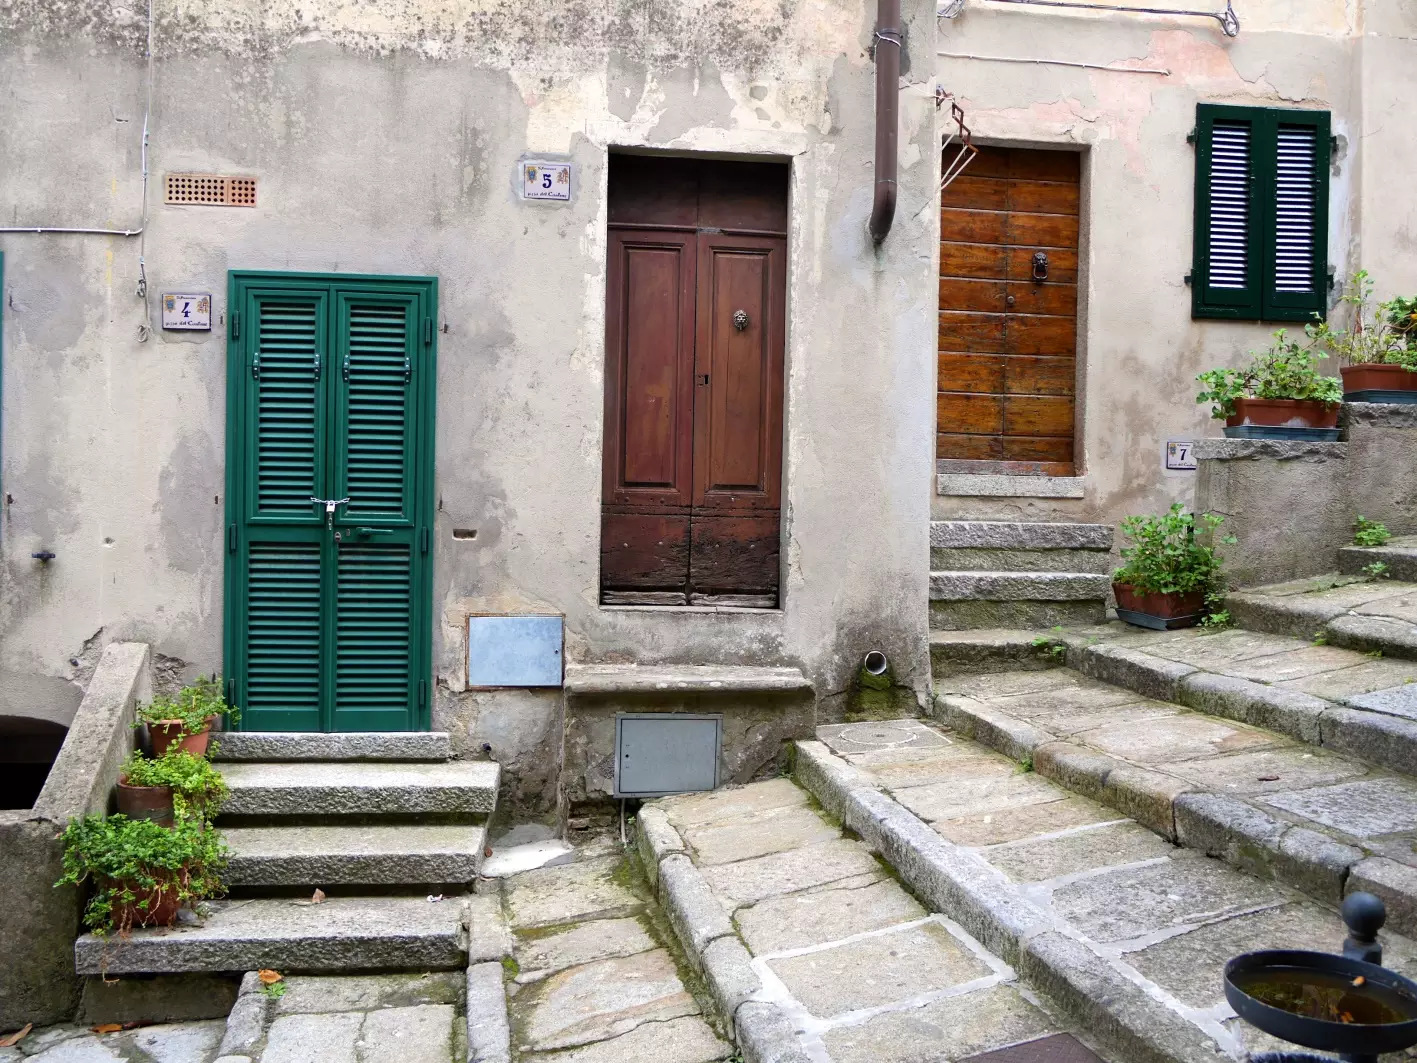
[0,0,939,812]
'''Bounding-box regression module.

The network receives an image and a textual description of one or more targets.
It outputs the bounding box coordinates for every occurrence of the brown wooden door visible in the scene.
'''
[937,147,1080,475]
[601,156,787,607]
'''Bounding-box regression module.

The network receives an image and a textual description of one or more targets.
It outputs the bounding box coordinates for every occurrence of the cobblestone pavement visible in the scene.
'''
[810,719,1417,1060]
[654,777,1113,1063]
[0,1020,225,1063]
[500,837,732,1063]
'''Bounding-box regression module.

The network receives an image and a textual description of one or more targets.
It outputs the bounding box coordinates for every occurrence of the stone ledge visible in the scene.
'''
[929,571,1110,603]
[1342,402,1417,429]
[564,664,811,697]
[223,824,486,888]
[937,474,1085,499]
[929,521,1113,551]
[466,961,512,1063]
[212,732,454,763]
[1193,438,1347,461]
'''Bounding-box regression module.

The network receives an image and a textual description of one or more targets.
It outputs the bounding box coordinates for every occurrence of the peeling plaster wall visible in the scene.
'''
[931,0,1388,527]
[0,0,938,813]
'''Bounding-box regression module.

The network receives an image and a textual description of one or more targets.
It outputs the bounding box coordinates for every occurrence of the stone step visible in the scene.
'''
[930,546,1114,574]
[1226,573,1417,661]
[218,760,500,821]
[930,520,1113,551]
[563,663,811,696]
[928,629,1063,678]
[929,664,1417,937]
[74,896,470,976]
[1340,536,1417,583]
[212,731,454,762]
[929,572,1110,631]
[224,824,487,888]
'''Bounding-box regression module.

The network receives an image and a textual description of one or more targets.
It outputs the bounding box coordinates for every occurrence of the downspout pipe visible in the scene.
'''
[868,0,901,244]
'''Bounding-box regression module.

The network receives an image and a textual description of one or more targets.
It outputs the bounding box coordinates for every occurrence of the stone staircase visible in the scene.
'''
[929,520,1113,630]
[74,733,499,977]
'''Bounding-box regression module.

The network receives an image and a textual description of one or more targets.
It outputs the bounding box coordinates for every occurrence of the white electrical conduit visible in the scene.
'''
[1,0,155,336]
[937,50,1171,74]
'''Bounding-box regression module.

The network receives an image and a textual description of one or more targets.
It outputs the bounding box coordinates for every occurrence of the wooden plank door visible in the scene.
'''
[937,147,1080,474]
[689,233,785,603]
[600,230,697,602]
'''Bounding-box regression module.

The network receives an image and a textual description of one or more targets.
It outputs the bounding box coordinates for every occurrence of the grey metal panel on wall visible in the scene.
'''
[467,615,564,688]
[614,713,721,798]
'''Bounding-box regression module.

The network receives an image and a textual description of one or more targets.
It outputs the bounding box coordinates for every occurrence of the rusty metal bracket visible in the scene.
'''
[936,91,979,194]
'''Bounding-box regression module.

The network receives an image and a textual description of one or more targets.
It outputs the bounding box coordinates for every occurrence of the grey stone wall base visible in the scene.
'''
[634,809,794,1061]
[466,961,512,1063]
[79,972,241,1025]
[790,741,1230,1063]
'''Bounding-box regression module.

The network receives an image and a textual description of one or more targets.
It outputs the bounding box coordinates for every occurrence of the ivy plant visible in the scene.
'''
[1353,516,1392,548]
[1307,271,1417,372]
[55,814,227,935]
[1196,330,1343,420]
[1113,504,1235,596]
[135,675,238,735]
[120,750,229,822]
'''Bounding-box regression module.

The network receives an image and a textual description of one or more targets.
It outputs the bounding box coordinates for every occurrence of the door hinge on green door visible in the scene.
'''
[227,525,237,553]
[419,679,428,709]
[420,527,430,554]
[230,310,239,340]
[423,317,433,346]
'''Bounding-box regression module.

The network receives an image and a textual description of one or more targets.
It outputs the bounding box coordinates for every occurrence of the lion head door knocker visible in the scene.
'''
[732,309,749,332]
[1031,251,1049,284]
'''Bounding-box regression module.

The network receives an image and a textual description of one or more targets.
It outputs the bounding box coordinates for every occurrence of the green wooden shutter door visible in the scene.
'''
[331,290,426,731]
[1261,110,1330,321]
[234,290,329,731]
[1193,105,1263,319]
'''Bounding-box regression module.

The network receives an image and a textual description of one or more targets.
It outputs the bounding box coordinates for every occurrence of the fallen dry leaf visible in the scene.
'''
[310,888,326,904]
[91,1023,123,1034]
[0,1024,32,1048]
[1257,775,1280,782]
[258,969,284,986]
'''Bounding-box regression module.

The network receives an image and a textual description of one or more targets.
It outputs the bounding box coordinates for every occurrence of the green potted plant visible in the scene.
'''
[1309,271,1417,403]
[116,749,230,826]
[1112,505,1233,629]
[1196,330,1343,438]
[55,814,227,934]
[137,676,234,758]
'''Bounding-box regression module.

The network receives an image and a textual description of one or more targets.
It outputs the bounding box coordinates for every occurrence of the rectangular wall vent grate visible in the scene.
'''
[165,173,258,207]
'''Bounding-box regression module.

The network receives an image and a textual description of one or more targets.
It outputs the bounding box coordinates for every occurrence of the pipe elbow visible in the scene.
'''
[869,182,898,244]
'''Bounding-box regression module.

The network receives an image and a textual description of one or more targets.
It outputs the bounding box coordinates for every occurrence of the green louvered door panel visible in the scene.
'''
[225,274,436,733]
[330,292,424,731]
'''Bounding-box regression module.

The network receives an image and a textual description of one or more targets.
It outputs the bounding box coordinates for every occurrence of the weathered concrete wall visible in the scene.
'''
[0,1,938,814]
[0,642,150,1030]
[931,1,1382,528]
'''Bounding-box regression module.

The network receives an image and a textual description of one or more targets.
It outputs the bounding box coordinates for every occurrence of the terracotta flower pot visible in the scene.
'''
[1225,397,1340,430]
[116,777,175,827]
[148,716,220,759]
[105,873,186,930]
[1113,582,1208,630]
[1341,363,1417,402]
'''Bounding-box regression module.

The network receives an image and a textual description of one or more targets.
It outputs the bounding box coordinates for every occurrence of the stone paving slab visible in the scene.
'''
[699,838,885,912]
[1073,713,1285,765]
[734,877,927,955]
[521,1015,729,1063]
[1156,746,1366,795]
[892,773,1064,823]
[838,742,1016,789]
[982,821,1171,884]
[1279,658,1417,699]
[657,777,807,830]
[933,794,1121,847]
[504,855,644,929]
[1261,776,1417,838]
[682,803,840,866]
[512,916,657,983]
[1226,576,1417,657]
[6,1022,226,1063]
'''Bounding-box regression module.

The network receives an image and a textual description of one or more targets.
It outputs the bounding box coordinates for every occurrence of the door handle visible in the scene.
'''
[352,527,394,537]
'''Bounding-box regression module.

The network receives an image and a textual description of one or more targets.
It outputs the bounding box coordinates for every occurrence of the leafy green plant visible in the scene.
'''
[1312,632,1329,646]
[1017,754,1034,774]
[1196,330,1344,420]
[261,980,288,1000]
[1307,271,1417,372]
[1353,516,1392,548]
[135,675,237,736]
[1364,561,1391,581]
[120,750,229,822]
[1030,635,1065,663]
[55,814,227,935]
[1113,505,1235,595]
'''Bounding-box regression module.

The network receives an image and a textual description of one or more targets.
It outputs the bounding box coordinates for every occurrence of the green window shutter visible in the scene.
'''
[249,293,328,516]
[1193,104,1263,319]
[1260,110,1330,321]
[246,539,324,729]
[336,542,415,730]
[337,295,418,521]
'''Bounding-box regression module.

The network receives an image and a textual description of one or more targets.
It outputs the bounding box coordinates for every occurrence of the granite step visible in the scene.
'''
[224,824,487,888]
[212,731,454,762]
[74,896,471,976]
[932,657,1417,934]
[929,572,1110,631]
[1340,536,1417,583]
[930,520,1114,574]
[218,760,500,821]
[1226,573,1417,661]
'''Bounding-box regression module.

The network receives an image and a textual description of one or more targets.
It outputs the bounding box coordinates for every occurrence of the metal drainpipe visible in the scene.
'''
[868,0,901,244]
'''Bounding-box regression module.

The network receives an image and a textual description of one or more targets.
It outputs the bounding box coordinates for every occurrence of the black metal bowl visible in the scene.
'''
[1225,950,1417,1056]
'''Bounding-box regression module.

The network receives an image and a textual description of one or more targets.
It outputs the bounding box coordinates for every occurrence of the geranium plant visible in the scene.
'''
[55,814,227,935]
[135,675,235,736]
[1307,271,1417,372]
[1196,330,1343,420]
[120,749,229,822]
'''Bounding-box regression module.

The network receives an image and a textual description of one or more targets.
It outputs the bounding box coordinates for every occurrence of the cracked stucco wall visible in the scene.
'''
[0,0,938,812]
[932,0,1414,526]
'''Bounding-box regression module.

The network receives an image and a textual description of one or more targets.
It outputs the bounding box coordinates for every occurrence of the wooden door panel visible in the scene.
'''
[693,234,785,510]
[603,231,696,507]
[689,515,780,596]
[938,147,1081,470]
[600,512,691,591]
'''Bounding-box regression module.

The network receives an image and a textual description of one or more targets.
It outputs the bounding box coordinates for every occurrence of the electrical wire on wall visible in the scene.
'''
[0,0,155,341]
[939,0,1240,36]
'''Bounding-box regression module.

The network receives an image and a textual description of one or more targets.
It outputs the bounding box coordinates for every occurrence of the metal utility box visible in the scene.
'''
[466,615,564,688]
[614,714,722,798]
